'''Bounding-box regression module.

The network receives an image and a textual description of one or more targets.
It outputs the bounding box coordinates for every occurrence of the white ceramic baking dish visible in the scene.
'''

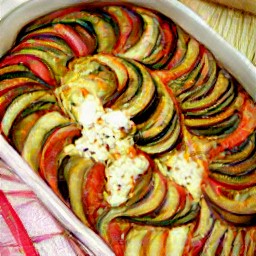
[0,1,255,255]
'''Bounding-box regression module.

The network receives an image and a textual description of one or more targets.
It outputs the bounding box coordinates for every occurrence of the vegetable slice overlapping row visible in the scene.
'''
[0,3,255,256]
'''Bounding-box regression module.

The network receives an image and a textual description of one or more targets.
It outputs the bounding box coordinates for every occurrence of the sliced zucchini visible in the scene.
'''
[0,64,29,75]
[219,228,236,256]
[104,6,142,53]
[64,155,94,225]
[53,11,116,53]
[132,180,182,225]
[138,114,181,155]
[110,58,141,109]
[191,199,214,255]
[116,59,156,119]
[185,92,244,128]
[124,228,148,256]
[11,103,59,152]
[155,37,200,83]
[165,26,187,69]
[210,171,256,190]
[125,171,167,217]
[188,113,240,138]
[119,10,160,62]
[135,76,175,145]
[173,49,206,97]
[201,220,227,255]
[182,70,231,111]
[212,132,255,164]
[1,90,52,136]
[210,148,256,176]
[165,225,191,256]
[180,51,217,102]
[0,70,49,87]
[14,48,67,79]
[22,111,69,171]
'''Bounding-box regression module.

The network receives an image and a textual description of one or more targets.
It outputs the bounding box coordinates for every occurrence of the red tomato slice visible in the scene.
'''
[53,23,90,57]
[82,162,108,227]
[39,124,81,197]
[0,54,57,87]
[210,97,256,159]
[107,220,131,256]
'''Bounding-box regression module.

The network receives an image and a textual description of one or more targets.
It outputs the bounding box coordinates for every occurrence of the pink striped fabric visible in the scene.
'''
[0,160,90,256]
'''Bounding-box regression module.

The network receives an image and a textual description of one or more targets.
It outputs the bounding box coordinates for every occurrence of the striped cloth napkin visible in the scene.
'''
[0,160,90,256]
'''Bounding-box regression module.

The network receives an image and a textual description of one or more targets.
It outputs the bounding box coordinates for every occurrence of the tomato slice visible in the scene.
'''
[210,97,256,159]
[39,124,81,197]
[0,54,57,87]
[82,162,108,227]
[107,220,131,256]
[53,23,91,57]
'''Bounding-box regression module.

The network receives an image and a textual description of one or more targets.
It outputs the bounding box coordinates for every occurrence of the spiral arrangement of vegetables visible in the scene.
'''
[0,4,255,255]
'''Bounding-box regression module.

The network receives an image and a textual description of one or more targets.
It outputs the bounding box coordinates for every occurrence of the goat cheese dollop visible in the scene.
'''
[64,93,149,207]
[159,151,204,202]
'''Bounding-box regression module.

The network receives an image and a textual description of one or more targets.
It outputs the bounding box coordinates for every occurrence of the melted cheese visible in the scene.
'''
[64,93,149,206]
[160,151,204,202]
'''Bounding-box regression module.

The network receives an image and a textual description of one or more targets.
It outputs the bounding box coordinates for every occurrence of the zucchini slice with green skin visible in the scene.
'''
[182,70,231,111]
[10,103,60,153]
[110,58,141,109]
[119,10,160,62]
[231,230,246,256]
[212,132,256,164]
[0,70,50,87]
[17,27,85,58]
[19,6,85,33]
[22,111,69,171]
[104,6,142,54]
[98,171,166,237]
[0,64,30,75]
[53,11,117,53]
[219,228,236,256]
[190,199,215,256]
[89,54,128,94]
[211,203,256,226]
[63,155,93,225]
[185,83,236,117]
[142,230,168,256]
[173,49,206,97]
[0,54,57,87]
[151,21,177,69]
[14,48,68,79]
[1,90,53,136]
[135,76,175,145]
[67,54,129,99]
[0,84,45,119]
[11,38,73,58]
[165,225,191,256]
[203,180,256,215]
[138,114,181,155]
[132,180,188,226]
[124,171,167,217]
[201,220,227,255]
[188,113,240,138]
[40,124,82,200]
[180,51,217,103]
[124,228,148,256]
[185,92,244,128]
[0,78,46,97]
[155,38,200,83]
[210,171,256,190]
[116,59,156,119]
[209,148,256,176]
[165,27,187,70]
